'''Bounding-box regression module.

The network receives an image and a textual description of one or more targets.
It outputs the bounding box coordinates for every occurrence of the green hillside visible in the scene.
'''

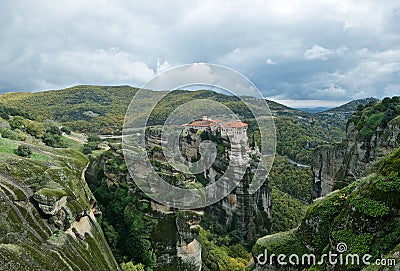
[0,85,347,163]
[253,147,400,271]
[0,85,139,134]
[253,98,400,271]
[0,138,120,270]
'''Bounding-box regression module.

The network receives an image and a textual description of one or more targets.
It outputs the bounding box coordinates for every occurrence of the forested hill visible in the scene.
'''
[0,85,372,164]
[0,86,139,134]
[0,86,305,133]
[316,97,379,130]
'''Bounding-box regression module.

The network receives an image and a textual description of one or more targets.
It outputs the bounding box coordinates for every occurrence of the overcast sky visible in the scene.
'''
[0,0,399,107]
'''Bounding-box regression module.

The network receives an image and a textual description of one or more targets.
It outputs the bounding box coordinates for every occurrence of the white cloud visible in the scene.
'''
[384,84,400,96]
[156,60,175,74]
[316,83,347,97]
[40,49,155,87]
[0,0,399,105]
[304,45,334,60]
[303,45,347,61]
[266,58,278,65]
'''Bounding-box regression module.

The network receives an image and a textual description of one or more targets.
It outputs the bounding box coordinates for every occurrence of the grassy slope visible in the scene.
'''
[0,137,120,270]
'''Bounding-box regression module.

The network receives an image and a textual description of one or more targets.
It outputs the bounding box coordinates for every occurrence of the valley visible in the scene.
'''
[0,87,398,271]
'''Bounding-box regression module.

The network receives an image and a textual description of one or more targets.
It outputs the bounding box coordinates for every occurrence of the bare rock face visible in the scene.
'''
[180,128,272,246]
[177,239,202,271]
[206,167,272,246]
[150,211,202,271]
[176,212,202,271]
[33,192,68,215]
[32,190,75,230]
[312,117,400,198]
[312,144,347,198]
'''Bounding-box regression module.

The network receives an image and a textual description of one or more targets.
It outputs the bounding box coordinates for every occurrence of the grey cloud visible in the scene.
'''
[0,0,399,106]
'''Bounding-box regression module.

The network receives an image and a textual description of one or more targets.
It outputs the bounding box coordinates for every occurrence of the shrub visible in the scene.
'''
[120,262,145,271]
[1,128,19,140]
[60,126,72,135]
[46,125,62,136]
[15,145,32,157]
[9,116,27,130]
[42,132,66,148]
[374,172,400,192]
[350,195,389,218]
[83,141,99,154]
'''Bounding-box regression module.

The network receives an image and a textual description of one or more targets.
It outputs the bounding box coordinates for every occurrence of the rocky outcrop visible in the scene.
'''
[150,211,202,271]
[312,143,347,198]
[0,145,120,270]
[312,112,400,198]
[33,190,75,230]
[86,145,204,270]
[144,125,272,245]
[253,147,400,271]
[206,169,272,246]
[181,127,272,246]
[176,212,202,271]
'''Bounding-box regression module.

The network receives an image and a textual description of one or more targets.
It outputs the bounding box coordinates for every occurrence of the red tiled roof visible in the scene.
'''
[186,118,248,129]
[186,120,217,127]
[220,121,248,129]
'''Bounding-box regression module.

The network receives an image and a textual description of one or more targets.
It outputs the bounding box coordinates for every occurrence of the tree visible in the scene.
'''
[42,132,66,148]
[87,134,101,142]
[25,121,46,138]
[83,141,100,154]
[15,145,32,157]
[46,125,62,136]
[1,129,19,140]
[9,116,27,130]
[60,126,72,135]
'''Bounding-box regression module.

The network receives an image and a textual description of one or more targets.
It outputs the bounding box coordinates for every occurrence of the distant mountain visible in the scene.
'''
[315,97,380,131]
[295,107,331,113]
[323,97,378,113]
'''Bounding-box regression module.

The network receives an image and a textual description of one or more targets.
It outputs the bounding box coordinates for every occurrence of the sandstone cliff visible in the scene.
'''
[180,126,272,246]
[312,98,400,197]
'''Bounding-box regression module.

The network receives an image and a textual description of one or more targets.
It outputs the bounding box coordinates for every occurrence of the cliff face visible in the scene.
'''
[180,127,272,246]
[86,146,203,271]
[312,99,400,198]
[147,124,272,245]
[204,167,272,246]
[150,210,202,271]
[0,139,119,271]
[91,124,271,269]
[312,143,347,198]
[253,147,400,271]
